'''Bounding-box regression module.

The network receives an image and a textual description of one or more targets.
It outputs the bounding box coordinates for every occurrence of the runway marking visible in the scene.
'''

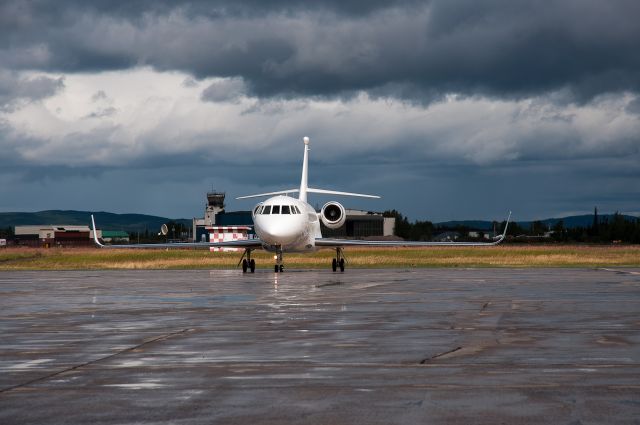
[105,382,166,390]
[0,328,193,394]
[598,268,640,275]
[7,359,52,370]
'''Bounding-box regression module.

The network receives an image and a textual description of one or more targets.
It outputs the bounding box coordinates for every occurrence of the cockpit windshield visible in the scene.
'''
[257,204,300,215]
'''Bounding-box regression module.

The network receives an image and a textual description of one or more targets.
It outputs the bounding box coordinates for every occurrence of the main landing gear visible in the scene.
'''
[332,248,345,272]
[239,249,256,273]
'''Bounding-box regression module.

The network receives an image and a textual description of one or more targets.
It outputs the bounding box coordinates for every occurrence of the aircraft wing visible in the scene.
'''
[315,238,506,247]
[91,215,263,249]
[316,212,511,248]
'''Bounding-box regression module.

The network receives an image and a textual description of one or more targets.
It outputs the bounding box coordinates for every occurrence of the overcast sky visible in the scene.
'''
[1,0,639,222]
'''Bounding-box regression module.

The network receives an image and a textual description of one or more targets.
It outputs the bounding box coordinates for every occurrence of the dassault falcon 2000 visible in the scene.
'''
[92,137,510,272]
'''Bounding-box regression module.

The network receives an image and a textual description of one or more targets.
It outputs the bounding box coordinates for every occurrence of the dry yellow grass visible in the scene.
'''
[1,245,639,270]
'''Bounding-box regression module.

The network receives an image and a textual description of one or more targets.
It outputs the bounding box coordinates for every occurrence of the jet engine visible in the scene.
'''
[320,202,346,229]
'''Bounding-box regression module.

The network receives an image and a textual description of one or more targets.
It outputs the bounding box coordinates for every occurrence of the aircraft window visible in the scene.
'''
[282,205,291,214]
[254,206,261,215]
[293,206,301,214]
[272,205,280,214]
[263,205,272,215]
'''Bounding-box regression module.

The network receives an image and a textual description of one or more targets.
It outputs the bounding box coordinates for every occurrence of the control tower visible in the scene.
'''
[204,191,225,225]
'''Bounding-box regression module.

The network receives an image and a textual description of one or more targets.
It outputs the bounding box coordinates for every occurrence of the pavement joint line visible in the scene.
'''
[0,327,194,394]
[419,346,463,364]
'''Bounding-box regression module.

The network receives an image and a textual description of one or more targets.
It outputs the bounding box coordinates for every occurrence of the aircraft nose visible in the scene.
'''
[258,220,300,245]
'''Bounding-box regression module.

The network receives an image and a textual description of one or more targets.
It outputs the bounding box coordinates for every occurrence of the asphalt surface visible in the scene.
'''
[1,268,639,424]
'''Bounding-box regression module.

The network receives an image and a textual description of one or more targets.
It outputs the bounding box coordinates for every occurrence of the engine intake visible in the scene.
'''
[320,202,346,229]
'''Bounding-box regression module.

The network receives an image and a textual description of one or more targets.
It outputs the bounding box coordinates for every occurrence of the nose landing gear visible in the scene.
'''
[332,248,345,272]
[274,248,284,273]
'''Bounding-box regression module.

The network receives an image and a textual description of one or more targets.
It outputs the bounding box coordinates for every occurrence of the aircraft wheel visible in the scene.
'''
[250,259,256,273]
[339,258,345,272]
[279,265,284,273]
[332,258,337,272]
[274,264,279,273]
[242,259,248,273]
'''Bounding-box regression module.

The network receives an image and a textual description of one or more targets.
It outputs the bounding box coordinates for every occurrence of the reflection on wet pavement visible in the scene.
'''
[1,268,639,424]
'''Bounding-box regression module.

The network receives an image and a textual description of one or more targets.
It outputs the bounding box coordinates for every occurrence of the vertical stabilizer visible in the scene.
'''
[299,137,310,202]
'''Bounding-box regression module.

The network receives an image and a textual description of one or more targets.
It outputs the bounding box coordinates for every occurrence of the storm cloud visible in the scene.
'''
[0,70,64,111]
[0,0,638,220]
[1,0,639,102]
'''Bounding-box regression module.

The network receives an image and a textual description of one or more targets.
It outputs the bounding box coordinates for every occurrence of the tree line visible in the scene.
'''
[383,209,640,244]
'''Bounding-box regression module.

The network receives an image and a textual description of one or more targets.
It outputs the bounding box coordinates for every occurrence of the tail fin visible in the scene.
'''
[299,136,310,202]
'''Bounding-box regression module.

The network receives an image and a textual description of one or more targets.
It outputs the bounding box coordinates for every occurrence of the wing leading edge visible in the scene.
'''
[315,212,512,248]
[90,215,263,249]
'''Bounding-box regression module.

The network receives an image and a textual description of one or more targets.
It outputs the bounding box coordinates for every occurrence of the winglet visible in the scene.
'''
[503,211,512,238]
[90,215,105,248]
[493,211,511,243]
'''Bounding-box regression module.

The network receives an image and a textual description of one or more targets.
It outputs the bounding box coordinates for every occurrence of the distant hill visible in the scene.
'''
[437,214,639,230]
[0,210,191,233]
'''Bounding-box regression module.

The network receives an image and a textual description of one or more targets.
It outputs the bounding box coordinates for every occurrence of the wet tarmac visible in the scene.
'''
[1,268,639,424]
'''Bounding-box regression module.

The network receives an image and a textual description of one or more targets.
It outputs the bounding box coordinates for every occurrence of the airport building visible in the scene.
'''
[321,209,396,238]
[191,192,255,251]
[101,230,130,243]
[14,225,100,248]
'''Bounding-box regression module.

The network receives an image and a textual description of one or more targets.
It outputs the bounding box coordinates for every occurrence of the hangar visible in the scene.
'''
[321,209,396,238]
[14,225,99,248]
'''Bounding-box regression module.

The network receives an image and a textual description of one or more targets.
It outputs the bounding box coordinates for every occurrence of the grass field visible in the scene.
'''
[1,245,639,270]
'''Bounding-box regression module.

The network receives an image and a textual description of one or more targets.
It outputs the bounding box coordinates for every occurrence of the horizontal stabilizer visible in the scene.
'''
[307,188,380,199]
[236,188,380,200]
[236,189,299,200]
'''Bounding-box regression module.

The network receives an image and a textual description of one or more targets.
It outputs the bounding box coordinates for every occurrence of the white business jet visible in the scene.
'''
[91,137,510,272]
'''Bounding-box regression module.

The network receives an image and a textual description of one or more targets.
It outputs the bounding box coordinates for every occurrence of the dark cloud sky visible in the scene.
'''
[3,0,639,100]
[0,0,639,222]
